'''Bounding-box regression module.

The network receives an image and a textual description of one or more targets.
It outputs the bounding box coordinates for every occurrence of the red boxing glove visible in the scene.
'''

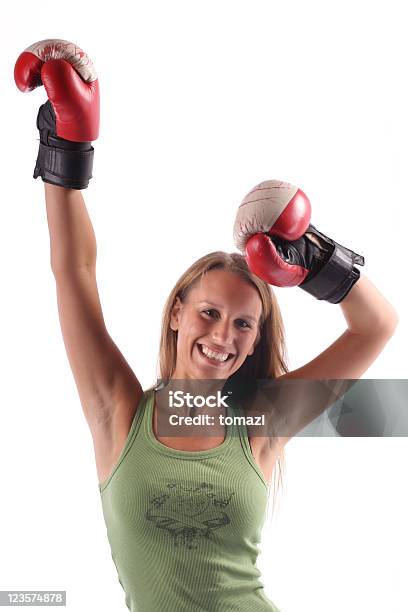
[15,39,99,141]
[14,39,100,189]
[233,180,312,286]
[233,180,365,303]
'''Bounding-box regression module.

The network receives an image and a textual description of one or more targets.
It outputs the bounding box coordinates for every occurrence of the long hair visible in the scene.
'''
[154,251,289,511]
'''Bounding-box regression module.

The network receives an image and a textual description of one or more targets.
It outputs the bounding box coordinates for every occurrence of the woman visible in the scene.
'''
[15,40,398,612]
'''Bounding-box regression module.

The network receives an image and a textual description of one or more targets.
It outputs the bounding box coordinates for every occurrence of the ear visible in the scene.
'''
[170,297,183,332]
[247,329,261,356]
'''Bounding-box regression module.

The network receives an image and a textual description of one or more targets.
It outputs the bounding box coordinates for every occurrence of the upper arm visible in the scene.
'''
[53,267,143,431]
[274,327,397,446]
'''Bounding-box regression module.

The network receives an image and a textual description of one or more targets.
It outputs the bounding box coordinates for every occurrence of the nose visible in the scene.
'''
[210,317,234,347]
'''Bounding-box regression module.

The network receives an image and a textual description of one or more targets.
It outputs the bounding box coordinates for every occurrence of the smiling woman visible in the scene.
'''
[168,268,263,377]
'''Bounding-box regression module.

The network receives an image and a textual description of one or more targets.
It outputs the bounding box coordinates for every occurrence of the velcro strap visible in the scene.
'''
[34,142,94,190]
[300,242,363,303]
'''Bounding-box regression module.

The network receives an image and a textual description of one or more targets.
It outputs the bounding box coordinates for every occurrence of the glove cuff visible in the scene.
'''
[299,228,365,303]
[33,141,94,190]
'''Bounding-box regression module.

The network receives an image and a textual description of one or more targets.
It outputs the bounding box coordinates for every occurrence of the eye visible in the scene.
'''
[236,319,251,329]
[202,309,218,318]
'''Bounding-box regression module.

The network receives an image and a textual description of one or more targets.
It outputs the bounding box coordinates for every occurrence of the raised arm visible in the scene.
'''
[15,40,143,483]
[46,184,143,427]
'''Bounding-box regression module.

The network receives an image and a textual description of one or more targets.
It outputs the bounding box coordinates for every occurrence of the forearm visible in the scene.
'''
[339,274,398,336]
[44,183,97,273]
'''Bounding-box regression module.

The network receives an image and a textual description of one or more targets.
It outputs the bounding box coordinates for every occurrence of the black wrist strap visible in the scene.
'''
[299,233,365,304]
[33,141,94,190]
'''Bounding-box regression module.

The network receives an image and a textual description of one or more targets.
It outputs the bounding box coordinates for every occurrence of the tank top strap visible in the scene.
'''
[229,398,269,491]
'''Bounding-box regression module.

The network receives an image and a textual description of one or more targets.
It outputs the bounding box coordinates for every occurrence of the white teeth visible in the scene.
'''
[200,344,229,362]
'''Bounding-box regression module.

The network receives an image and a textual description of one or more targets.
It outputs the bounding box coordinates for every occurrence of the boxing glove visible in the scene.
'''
[233,180,365,303]
[14,39,100,189]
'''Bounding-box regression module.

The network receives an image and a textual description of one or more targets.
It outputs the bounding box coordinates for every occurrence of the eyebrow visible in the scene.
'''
[197,301,259,323]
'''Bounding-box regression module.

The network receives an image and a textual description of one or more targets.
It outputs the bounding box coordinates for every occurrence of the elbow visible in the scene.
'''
[378,307,399,338]
[346,308,399,339]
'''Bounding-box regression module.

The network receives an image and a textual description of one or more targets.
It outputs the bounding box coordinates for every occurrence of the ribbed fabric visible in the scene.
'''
[99,388,281,612]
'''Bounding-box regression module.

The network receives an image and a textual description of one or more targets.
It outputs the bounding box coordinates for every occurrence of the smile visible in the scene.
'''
[196,343,234,365]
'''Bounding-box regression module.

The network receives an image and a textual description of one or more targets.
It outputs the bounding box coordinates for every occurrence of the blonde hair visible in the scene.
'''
[155,251,289,511]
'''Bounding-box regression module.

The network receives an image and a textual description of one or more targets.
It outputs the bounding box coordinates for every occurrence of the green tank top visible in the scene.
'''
[98,387,281,612]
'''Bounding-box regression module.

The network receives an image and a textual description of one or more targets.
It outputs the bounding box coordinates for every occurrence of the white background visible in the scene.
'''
[1,1,407,610]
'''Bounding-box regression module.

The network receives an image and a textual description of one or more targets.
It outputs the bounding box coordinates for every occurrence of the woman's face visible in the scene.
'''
[170,269,263,379]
